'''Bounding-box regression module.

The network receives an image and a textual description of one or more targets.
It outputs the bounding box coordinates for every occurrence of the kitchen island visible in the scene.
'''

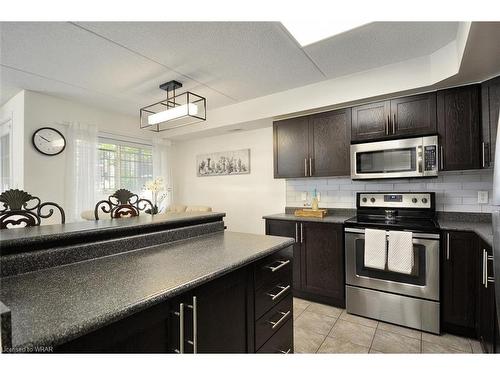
[0,213,295,353]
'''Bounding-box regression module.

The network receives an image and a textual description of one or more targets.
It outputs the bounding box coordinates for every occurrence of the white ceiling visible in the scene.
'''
[1,21,465,116]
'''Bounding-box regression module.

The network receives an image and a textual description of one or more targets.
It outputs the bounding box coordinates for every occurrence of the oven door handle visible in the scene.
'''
[417,145,423,174]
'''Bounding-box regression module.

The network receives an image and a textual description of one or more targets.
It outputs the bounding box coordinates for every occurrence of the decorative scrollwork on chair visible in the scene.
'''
[94,189,153,220]
[0,189,66,229]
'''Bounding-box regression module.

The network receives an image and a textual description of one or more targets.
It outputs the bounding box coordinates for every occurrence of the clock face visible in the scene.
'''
[32,127,66,156]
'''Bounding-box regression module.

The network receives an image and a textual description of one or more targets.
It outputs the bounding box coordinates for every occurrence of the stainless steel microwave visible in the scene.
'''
[350,135,439,179]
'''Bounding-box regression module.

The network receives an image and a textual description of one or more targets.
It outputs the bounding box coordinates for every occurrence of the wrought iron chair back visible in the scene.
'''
[94,189,153,220]
[0,189,66,229]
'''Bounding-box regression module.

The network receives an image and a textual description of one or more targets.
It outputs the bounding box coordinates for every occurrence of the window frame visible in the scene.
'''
[0,118,13,191]
[97,134,153,199]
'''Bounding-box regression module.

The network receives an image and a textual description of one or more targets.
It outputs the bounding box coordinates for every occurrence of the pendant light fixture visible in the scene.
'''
[140,80,206,132]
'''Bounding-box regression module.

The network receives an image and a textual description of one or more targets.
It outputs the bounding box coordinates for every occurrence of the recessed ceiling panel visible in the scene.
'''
[76,22,326,102]
[304,22,459,78]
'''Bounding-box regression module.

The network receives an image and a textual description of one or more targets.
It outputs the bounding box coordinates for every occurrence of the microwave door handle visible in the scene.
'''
[418,145,423,174]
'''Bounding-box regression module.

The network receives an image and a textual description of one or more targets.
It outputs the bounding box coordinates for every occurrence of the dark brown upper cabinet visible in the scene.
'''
[273,108,351,178]
[481,75,500,168]
[390,93,437,136]
[309,108,351,177]
[273,116,310,178]
[351,92,437,142]
[351,100,390,142]
[437,85,481,171]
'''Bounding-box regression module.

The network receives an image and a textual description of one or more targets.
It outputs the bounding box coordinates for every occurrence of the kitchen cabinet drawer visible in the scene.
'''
[254,245,293,290]
[255,295,292,349]
[257,318,294,354]
[255,276,292,319]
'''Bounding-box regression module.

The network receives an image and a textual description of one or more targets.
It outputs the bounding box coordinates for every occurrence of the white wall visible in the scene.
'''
[287,169,495,213]
[22,90,152,203]
[172,126,285,234]
[0,91,24,188]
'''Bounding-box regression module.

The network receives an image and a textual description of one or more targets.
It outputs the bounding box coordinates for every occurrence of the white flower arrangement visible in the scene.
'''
[143,177,167,214]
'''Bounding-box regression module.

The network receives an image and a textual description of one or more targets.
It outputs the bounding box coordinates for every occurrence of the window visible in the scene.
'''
[0,120,12,191]
[97,137,153,199]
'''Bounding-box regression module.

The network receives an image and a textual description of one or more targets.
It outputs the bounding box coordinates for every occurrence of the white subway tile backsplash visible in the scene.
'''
[286,169,494,213]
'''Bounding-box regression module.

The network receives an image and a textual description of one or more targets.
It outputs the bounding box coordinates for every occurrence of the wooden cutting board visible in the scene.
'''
[294,208,328,218]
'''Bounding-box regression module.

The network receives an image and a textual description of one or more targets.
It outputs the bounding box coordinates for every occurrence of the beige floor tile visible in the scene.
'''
[422,341,469,353]
[371,330,421,353]
[377,322,422,340]
[421,332,472,353]
[295,310,337,336]
[329,319,376,347]
[339,310,378,328]
[305,302,343,318]
[293,297,311,310]
[470,339,484,354]
[317,337,369,354]
[294,326,326,353]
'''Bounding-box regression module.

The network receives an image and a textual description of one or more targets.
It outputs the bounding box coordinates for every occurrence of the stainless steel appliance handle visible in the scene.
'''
[279,348,292,354]
[174,303,185,353]
[482,142,486,168]
[482,249,487,286]
[300,223,304,243]
[295,223,298,243]
[446,233,450,260]
[392,113,396,134]
[417,145,423,173]
[265,259,291,272]
[266,285,291,301]
[344,227,440,239]
[268,310,291,330]
[304,158,307,177]
[440,146,444,170]
[309,158,312,176]
[385,115,389,135]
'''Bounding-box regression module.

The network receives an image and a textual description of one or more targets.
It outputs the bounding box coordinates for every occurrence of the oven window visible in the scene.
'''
[355,239,426,286]
[356,148,416,174]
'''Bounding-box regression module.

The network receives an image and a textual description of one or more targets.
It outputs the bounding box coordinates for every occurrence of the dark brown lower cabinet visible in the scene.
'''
[265,219,345,307]
[477,241,497,353]
[441,230,478,336]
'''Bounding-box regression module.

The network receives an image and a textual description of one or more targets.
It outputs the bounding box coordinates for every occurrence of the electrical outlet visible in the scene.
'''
[301,192,307,201]
[478,191,489,204]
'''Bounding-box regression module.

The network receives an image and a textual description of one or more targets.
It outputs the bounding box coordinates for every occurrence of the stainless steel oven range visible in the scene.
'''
[344,192,441,334]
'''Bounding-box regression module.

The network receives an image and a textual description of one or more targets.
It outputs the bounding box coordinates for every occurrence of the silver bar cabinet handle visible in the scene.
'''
[485,250,489,289]
[440,146,444,170]
[266,285,291,301]
[265,259,291,272]
[309,158,312,177]
[446,233,450,260]
[268,310,291,330]
[300,223,304,243]
[174,303,185,353]
[304,158,307,177]
[393,113,396,134]
[279,348,292,354]
[295,223,298,243]
[386,115,389,135]
[482,249,487,286]
[192,297,197,353]
[482,142,486,168]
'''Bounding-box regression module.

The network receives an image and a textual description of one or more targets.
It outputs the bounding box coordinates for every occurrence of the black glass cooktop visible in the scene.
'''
[345,214,440,233]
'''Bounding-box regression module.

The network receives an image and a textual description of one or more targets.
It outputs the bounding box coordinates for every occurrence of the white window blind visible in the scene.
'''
[97,137,153,199]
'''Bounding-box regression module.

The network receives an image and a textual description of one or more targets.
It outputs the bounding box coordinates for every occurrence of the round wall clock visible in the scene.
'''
[32,127,66,156]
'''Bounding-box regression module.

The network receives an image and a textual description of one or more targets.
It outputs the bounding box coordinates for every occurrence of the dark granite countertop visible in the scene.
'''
[438,220,494,246]
[0,212,225,253]
[262,212,354,224]
[0,231,294,349]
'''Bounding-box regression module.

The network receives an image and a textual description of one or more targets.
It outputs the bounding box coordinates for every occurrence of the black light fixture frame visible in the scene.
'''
[140,80,207,132]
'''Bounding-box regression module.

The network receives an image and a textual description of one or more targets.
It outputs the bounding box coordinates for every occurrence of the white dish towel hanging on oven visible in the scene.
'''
[388,230,414,274]
[364,228,387,270]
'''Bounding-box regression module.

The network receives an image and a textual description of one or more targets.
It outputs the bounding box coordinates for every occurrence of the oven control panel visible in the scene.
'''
[358,193,432,209]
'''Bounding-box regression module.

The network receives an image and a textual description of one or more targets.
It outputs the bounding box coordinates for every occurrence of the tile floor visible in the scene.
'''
[293,297,483,354]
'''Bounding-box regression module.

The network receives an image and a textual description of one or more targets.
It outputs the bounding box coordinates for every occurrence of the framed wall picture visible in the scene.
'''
[197,149,250,177]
